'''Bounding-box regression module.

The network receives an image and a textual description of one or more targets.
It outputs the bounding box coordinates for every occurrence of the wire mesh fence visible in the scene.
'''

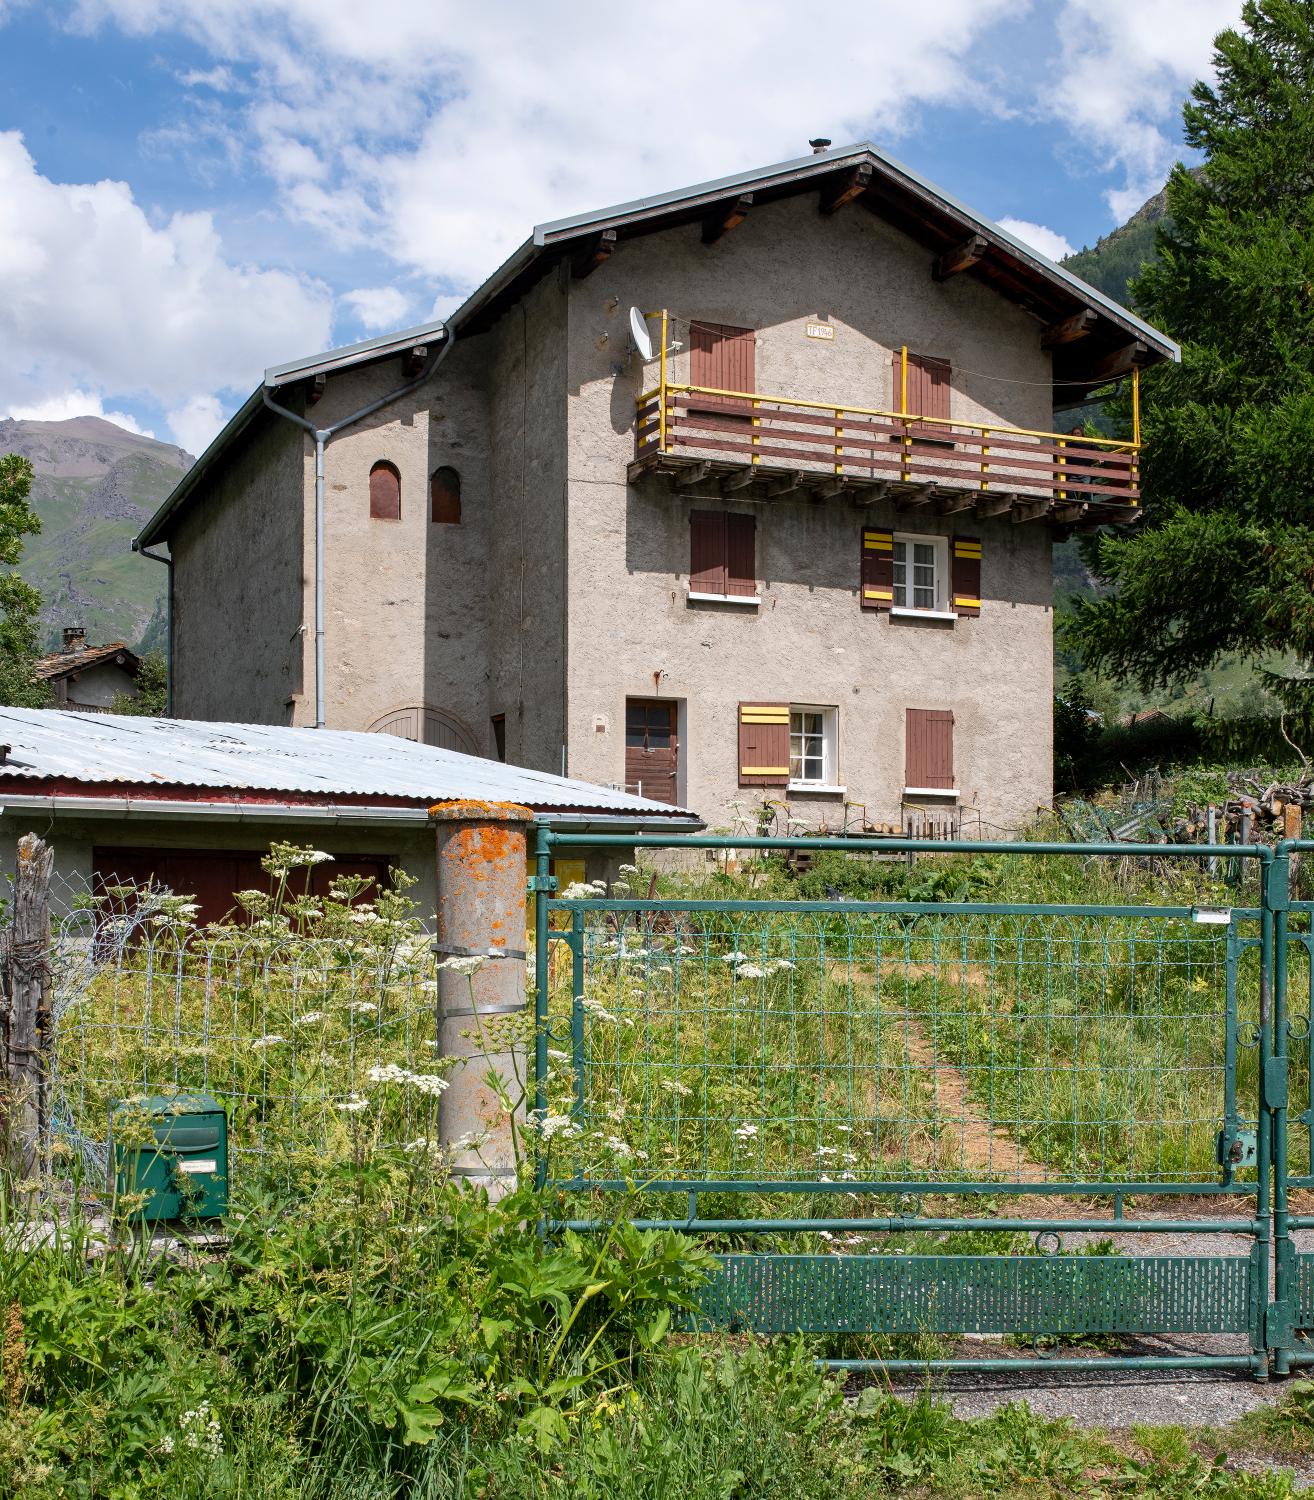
[539,901,1258,1195]
[44,866,444,1188]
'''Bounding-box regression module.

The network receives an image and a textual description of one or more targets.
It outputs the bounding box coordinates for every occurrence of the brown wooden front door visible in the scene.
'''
[625,699,679,805]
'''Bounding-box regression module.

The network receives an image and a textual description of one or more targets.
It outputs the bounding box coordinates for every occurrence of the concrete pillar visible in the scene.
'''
[430,800,533,1196]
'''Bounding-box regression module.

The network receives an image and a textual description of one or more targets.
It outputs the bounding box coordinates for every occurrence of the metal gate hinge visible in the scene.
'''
[526,875,558,894]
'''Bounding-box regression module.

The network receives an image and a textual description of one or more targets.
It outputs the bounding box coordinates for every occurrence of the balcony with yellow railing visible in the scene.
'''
[631,345,1141,525]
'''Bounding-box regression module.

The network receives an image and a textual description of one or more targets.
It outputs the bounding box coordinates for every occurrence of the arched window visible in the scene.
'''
[430,466,461,524]
[369,461,401,520]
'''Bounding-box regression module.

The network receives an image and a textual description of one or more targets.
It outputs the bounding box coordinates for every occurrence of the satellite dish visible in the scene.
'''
[629,306,654,362]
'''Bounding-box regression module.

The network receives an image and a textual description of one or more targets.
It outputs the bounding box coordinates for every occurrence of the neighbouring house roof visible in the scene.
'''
[0,708,701,829]
[34,642,141,683]
[137,141,1179,551]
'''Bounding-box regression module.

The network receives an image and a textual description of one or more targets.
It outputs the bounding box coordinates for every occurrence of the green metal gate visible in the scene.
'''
[532,831,1284,1376]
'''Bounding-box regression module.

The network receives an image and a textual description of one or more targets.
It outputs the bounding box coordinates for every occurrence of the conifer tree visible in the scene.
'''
[1065,1,1314,710]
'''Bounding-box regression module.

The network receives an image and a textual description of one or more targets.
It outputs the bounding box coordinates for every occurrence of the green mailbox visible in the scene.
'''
[110,1093,229,1222]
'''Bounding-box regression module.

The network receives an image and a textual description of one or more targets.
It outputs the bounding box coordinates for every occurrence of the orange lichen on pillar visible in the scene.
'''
[428,800,534,823]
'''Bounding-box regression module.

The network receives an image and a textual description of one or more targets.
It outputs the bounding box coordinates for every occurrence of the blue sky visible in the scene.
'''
[0,0,1242,454]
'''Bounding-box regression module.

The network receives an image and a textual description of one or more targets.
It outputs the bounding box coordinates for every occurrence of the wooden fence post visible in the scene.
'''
[1,834,53,1177]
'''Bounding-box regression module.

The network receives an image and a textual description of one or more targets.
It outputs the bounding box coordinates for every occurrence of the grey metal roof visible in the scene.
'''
[138,139,1178,549]
[0,708,698,822]
[264,319,448,389]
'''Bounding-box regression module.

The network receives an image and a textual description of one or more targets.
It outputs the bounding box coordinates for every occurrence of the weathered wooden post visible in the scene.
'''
[1,834,53,1177]
[429,800,533,1198]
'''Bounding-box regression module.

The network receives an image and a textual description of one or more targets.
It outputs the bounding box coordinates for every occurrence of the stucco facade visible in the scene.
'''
[150,153,1163,837]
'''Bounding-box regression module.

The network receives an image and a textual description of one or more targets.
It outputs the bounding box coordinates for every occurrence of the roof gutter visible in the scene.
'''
[129,542,173,714]
[0,794,702,832]
[261,327,456,729]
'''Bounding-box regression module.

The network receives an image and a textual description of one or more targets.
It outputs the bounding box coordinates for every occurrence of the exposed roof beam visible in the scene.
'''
[701,193,754,245]
[767,471,807,498]
[933,233,988,282]
[571,229,617,279]
[855,481,890,507]
[1012,500,1051,524]
[1041,309,1099,350]
[674,462,711,493]
[720,468,757,492]
[813,477,848,499]
[819,163,873,215]
[1076,339,1150,383]
[895,483,937,511]
[975,494,1015,519]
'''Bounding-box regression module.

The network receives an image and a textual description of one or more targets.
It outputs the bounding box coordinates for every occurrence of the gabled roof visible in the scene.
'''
[35,642,140,682]
[138,141,1177,548]
[0,707,701,827]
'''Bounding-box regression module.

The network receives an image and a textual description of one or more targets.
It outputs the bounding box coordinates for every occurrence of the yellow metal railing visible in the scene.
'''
[634,329,1141,510]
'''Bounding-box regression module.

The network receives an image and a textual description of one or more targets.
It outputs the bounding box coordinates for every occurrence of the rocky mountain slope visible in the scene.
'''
[0,416,192,651]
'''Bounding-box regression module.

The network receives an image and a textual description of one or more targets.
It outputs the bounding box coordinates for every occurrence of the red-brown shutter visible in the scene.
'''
[951,536,982,617]
[861,528,893,610]
[905,708,955,789]
[738,702,790,787]
[725,512,756,597]
[430,466,461,524]
[690,323,756,431]
[892,352,951,436]
[690,510,726,593]
[369,462,401,520]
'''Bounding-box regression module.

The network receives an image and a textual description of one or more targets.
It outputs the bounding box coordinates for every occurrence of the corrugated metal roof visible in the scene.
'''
[0,708,698,821]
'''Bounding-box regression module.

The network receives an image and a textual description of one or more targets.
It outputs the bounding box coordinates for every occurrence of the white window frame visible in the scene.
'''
[890,533,951,617]
[788,704,843,793]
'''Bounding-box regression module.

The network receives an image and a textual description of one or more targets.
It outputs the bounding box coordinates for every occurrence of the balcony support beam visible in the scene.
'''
[936,491,978,515]
[855,482,890,507]
[1041,309,1098,350]
[720,468,757,492]
[1012,500,1051,524]
[674,462,711,493]
[766,471,807,498]
[975,493,1016,519]
[820,163,873,215]
[702,193,754,244]
[1061,338,1150,385]
[894,483,937,511]
[933,233,988,282]
[571,229,617,279]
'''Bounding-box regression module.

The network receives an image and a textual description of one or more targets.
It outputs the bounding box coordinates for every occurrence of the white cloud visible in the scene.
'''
[5,389,156,437]
[996,217,1074,263]
[72,0,1029,284]
[1043,0,1242,220]
[340,285,412,331]
[165,394,225,455]
[0,130,333,450]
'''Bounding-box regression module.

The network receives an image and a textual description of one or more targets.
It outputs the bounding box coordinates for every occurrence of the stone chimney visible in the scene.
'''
[62,626,86,654]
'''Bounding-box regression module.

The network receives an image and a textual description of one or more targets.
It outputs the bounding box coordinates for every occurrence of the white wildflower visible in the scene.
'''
[547,1048,570,1062]
[816,1146,838,1158]
[660,1080,693,1096]
[618,864,639,875]
[306,851,334,864]
[407,1072,449,1097]
[561,882,596,900]
[533,1111,581,1141]
[610,881,631,896]
[733,1123,759,1141]
[603,1135,633,1158]
[294,1011,325,1027]
[366,1063,411,1084]
[720,951,750,965]
[350,909,382,924]
[590,879,608,891]
[734,963,765,979]
[250,1034,287,1051]
[347,1001,378,1015]
[818,1230,835,1242]
[580,997,616,1022]
[436,954,486,976]
[336,1096,369,1114]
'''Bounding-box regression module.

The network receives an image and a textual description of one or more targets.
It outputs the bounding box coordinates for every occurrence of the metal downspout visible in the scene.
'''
[130,540,174,715]
[261,330,457,729]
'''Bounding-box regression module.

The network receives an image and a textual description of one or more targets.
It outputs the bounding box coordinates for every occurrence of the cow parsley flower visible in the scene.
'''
[250,1035,287,1051]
